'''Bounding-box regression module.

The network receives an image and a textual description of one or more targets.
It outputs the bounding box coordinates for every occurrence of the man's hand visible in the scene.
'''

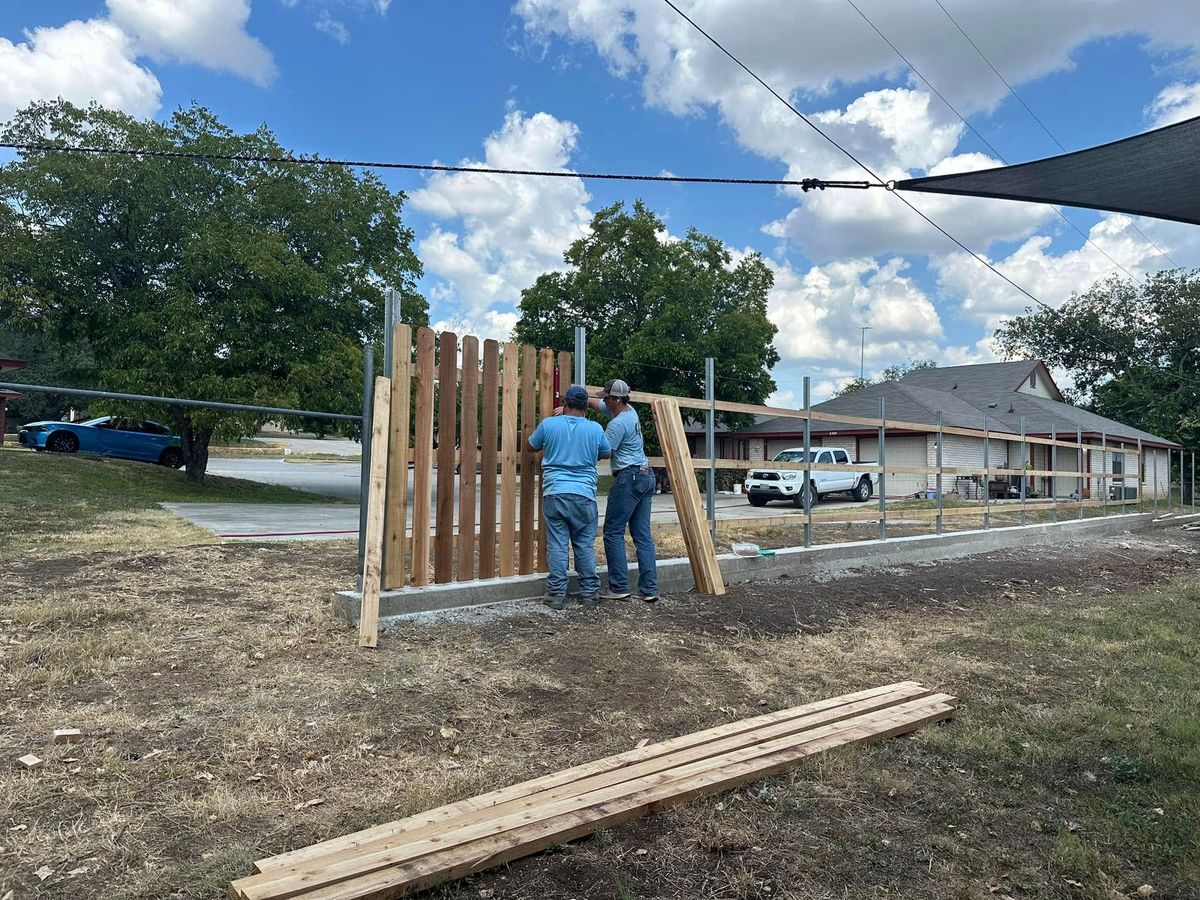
[552,406,565,417]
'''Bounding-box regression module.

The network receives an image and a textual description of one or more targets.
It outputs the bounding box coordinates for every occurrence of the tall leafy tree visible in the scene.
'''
[514,201,779,452]
[0,101,426,480]
[994,271,1199,451]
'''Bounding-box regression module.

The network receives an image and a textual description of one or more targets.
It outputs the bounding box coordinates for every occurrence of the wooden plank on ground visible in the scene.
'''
[383,324,412,590]
[652,398,724,595]
[252,681,925,875]
[478,341,500,579]
[234,692,954,899]
[409,328,436,587]
[498,342,519,577]
[456,336,480,581]
[237,685,935,897]
[434,332,458,583]
[536,348,555,571]
[358,376,392,648]
[519,344,537,575]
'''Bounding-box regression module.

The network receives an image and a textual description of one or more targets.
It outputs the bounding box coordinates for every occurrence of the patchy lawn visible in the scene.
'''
[2,519,1199,899]
[0,449,346,556]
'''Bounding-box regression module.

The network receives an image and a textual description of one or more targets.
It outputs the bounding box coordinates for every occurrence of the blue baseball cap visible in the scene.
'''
[564,385,590,407]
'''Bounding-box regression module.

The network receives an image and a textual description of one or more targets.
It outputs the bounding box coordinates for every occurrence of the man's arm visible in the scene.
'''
[527,420,545,452]
[597,429,612,460]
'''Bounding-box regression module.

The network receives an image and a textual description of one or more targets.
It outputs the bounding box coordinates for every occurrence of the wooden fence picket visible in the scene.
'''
[499,342,519,578]
[434,331,458,583]
[478,340,500,580]
[457,336,480,581]
[410,327,436,587]
[519,344,537,575]
[383,324,412,590]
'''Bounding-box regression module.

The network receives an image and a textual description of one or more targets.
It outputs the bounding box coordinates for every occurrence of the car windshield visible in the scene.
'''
[772,450,817,463]
[80,417,109,427]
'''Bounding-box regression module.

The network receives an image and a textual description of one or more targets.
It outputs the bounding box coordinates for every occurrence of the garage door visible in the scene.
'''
[858,435,928,497]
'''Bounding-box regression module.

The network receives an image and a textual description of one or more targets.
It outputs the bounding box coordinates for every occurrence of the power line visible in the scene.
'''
[0,141,817,189]
[659,0,1200,398]
[843,0,1146,285]
[930,0,1182,269]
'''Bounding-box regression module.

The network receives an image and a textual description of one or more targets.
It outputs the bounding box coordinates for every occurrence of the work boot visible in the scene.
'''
[580,594,600,606]
[544,595,567,611]
[640,593,660,604]
[600,589,631,601]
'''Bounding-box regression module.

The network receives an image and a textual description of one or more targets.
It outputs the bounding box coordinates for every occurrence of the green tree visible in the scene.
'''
[994,271,1199,451]
[0,101,426,480]
[514,201,779,452]
[833,359,937,396]
[0,326,95,424]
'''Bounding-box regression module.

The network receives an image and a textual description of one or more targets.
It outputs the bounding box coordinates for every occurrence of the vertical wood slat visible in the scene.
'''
[457,337,480,581]
[383,324,412,590]
[478,341,500,579]
[498,342,519,578]
[410,328,436,587]
[519,344,538,575]
[652,398,725,596]
[536,348,556,572]
[557,352,572,398]
[358,376,392,648]
[434,331,458,583]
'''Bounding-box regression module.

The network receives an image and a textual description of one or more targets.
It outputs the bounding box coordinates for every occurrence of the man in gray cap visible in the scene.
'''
[588,379,659,602]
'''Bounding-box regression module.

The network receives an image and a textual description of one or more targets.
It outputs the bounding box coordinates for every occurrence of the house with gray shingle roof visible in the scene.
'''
[686,360,1178,500]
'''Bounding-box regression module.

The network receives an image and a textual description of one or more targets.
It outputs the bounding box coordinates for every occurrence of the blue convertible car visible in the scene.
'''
[18,416,185,468]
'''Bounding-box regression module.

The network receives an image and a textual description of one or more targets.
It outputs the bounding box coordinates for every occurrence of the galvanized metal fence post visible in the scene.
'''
[878,397,887,541]
[1019,416,1027,526]
[1192,450,1196,513]
[705,357,716,540]
[803,376,812,548]
[935,411,943,535]
[1051,424,1058,523]
[1154,448,1159,515]
[1078,427,1084,520]
[983,413,991,530]
[573,326,587,387]
[383,288,395,371]
[1101,430,1108,518]
[357,342,375,580]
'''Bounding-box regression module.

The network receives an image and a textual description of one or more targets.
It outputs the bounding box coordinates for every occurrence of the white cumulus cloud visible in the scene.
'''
[1146,81,1200,127]
[411,108,593,322]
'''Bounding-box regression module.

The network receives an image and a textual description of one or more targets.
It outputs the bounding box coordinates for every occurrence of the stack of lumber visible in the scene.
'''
[231,682,955,900]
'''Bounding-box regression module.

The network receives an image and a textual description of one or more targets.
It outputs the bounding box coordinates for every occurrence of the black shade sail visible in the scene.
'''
[894,116,1200,226]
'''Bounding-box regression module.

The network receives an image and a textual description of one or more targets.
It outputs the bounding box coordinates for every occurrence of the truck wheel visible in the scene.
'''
[852,477,873,502]
[793,482,818,509]
[748,494,768,507]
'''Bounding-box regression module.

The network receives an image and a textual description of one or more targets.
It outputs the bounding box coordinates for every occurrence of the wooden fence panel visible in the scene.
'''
[456,336,481,581]
[499,342,519,578]
[479,340,500,580]
[359,376,392,647]
[519,344,537,575]
[536,348,555,572]
[383,324,412,590]
[435,331,458,583]
[410,327,436,587]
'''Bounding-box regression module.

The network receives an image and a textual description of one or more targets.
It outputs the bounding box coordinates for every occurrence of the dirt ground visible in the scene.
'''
[2,524,1199,899]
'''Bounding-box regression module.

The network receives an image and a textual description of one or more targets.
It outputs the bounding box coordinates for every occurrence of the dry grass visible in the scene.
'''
[2,522,1199,898]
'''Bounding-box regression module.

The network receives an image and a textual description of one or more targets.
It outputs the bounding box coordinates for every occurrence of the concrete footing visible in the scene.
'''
[331,512,1195,624]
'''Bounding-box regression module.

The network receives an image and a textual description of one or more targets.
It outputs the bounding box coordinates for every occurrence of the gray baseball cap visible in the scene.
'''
[599,379,631,399]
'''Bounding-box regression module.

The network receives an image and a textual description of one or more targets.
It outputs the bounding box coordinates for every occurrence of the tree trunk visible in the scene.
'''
[170,405,213,483]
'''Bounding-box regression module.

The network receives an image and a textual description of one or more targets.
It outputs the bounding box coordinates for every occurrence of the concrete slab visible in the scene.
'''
[161,503,359,541]
[331,511,1198,623]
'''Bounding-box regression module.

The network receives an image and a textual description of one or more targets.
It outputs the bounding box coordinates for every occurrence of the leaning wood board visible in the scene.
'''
[456,336,480,581]
[478,341,500,579]
[383,325,412,590]
[518,344,537,575]
[357,376,392,648]
[233,683,954,899]
[408,328,436,587]
[434,331,458,583]
[498,342,519,578]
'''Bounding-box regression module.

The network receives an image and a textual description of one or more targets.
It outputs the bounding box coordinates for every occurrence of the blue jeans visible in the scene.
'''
[543,493,600,598]
[603,468,658,596]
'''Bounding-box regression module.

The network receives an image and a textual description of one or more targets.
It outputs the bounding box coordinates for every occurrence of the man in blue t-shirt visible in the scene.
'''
[527,385,612,610]
[587,379,659,603]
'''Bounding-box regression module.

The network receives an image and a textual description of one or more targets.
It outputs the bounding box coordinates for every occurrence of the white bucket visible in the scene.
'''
[733,482,742,494]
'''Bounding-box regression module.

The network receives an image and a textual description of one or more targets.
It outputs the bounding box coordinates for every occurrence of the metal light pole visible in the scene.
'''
[878,396,887,541]
[859,326,872,381]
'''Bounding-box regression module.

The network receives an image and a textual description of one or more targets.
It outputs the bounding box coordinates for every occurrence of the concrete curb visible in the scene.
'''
[330,511,1198,624]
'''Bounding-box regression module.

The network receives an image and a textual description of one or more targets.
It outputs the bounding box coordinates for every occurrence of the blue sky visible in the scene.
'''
[3,1,1199,402]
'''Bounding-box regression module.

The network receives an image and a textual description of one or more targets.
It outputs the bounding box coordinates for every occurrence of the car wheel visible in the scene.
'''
[793,482,818,509]
[748,493,768,507]
[851,477,873,502]
[46,431,79,453]
[159,447,184,469]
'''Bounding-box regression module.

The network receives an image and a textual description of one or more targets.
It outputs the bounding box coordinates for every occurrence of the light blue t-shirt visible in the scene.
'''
[527,415,612,498]
[600,406,649,473]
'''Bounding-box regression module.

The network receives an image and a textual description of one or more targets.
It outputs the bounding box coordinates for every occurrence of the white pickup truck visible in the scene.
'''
[745,447,878,508]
